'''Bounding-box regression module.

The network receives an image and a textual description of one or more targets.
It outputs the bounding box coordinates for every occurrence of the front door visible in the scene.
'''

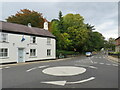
[18,48,24,63]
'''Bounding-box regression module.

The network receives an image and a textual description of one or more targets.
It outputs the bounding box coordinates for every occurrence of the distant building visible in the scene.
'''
[0,21,56,64]
[115,36,120,52]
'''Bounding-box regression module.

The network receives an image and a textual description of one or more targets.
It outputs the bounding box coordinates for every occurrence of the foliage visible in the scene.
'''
[56,50,79,58]
[104,38,116,51]
[6,9,44,28]
[50,12,105,52]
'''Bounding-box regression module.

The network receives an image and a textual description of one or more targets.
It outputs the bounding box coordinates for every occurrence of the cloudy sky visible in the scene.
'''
[0,1,119,39]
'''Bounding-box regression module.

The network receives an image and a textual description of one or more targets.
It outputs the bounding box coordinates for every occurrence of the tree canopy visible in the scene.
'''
[6,9,44,28]
[51,12,105,52]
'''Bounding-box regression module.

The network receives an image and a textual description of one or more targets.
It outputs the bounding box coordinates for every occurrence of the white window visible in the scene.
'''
[47,49,51,56]
[30,36,36,43]
[47,38,51,45]
[0,33,8,42]
[0,48,8,57]
[30,49,36,57]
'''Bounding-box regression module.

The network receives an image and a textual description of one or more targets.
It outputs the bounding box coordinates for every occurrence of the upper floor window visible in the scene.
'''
[30,49,36,57]
[47,49,51,56]
[30,36,36,43]
[0,33,8,42]
[0,48,8,58]
[47,38,51,45]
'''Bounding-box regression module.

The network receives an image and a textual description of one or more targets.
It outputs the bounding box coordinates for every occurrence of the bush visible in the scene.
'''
[56,50,79,58]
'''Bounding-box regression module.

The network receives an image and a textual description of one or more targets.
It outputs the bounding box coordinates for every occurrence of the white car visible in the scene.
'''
[85,52,92,57]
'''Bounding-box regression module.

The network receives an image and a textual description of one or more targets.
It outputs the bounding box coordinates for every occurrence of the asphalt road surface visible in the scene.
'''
[1,53,119,88]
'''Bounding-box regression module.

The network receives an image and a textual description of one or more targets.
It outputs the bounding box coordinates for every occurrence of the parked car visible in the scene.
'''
[85,52,92,57]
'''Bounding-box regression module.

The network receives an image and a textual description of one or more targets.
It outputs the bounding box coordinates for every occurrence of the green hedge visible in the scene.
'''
[108,52,120,55]
[56,50,79,58]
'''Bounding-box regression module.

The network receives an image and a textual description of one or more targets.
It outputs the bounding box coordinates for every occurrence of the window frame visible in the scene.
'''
[0,33,8,42]
[47,49,51,56]
[30,36,36,44]
[47,38,51,45]
[30,49,37,57]
[0,48,8,58]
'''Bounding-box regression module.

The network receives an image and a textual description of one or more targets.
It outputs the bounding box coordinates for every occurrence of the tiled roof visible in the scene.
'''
[0,21,55,38]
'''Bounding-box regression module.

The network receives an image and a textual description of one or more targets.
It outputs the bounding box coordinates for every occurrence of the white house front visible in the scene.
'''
[0,21,56,64]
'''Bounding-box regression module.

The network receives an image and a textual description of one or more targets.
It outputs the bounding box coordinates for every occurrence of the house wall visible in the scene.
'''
[0,32,56,63]
[115,37,120,52]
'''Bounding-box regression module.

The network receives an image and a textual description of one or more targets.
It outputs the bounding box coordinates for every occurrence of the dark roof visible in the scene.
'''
[0,21,55,38]
[115,36,120,40]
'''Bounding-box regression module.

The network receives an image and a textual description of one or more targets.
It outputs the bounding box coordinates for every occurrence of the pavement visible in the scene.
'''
[1,53,119,88]
[107,55,120,63]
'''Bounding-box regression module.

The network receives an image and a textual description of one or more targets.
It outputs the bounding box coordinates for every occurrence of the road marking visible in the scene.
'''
[41,77,95,86]
[0,68,2,70]
[66,77,95,84]
[26,67,37,72]
[91,60,93,63]
[74,64,97,69]
[41,81,67,86]
[99,57,101,58]
[4,67,10,69]
[42,66,86,76]
[112,64,118,67]
[93,62,98,64]
[99,63,104,65]
[106,63,111,65]
[38,65,49,68]
[88,66,98,69]
[26,65,49,72]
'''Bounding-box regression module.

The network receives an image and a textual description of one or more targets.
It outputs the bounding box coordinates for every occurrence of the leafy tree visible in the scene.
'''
[6,9,44,28]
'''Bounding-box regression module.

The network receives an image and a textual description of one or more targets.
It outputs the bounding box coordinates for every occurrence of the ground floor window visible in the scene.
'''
[47,49,51,56]
[0,48,8,57]
[30,49,36,57]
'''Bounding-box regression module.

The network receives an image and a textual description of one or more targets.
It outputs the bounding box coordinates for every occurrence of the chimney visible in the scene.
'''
[28,23,31,28]
[44,21,48,30]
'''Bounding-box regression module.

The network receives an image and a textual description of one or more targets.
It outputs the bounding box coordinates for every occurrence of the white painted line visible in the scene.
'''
[112,64,118,67]
[106,63,111,65]
[93,62,98,64]
[41,81,67,86]
[91,60,93,63]
[99,57,101,58]
[99,63,104,65]
[4,67,10,69]
[0,68,2,70]
[88,66,98,69]
[66,77,95,84]
[38,65,49,68]
[26,67,37,72]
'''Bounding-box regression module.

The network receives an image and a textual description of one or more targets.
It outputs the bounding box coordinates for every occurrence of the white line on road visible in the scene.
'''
[4,67,10,69]
[38,65,49,68]
[99,63,104,65]
[93,62,98,64]
[66,77,95,84]
[26,65,49,72]
[106,63,111,65]
[41,81,67,86]
[112,64,118,67]
[41,77,95,86]
[0,68,2,70]
[26,67,37,72]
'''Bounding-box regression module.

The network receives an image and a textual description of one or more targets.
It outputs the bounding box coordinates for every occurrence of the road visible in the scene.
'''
[1,53,118,88]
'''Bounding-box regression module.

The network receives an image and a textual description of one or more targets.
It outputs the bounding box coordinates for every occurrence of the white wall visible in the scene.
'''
[0,32,56,63]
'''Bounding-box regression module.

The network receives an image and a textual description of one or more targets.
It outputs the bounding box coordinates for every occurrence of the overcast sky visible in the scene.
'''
[0,1,119,39]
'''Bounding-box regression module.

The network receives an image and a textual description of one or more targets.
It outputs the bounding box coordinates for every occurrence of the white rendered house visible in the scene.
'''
[0,21,56,64]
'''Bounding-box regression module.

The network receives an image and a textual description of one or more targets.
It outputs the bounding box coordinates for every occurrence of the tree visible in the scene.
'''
[6,9,44,28]
[58,11,64,33]
[104,38,115,51]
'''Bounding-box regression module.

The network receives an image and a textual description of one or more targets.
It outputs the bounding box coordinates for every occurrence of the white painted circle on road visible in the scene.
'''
[42,66,86,76]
